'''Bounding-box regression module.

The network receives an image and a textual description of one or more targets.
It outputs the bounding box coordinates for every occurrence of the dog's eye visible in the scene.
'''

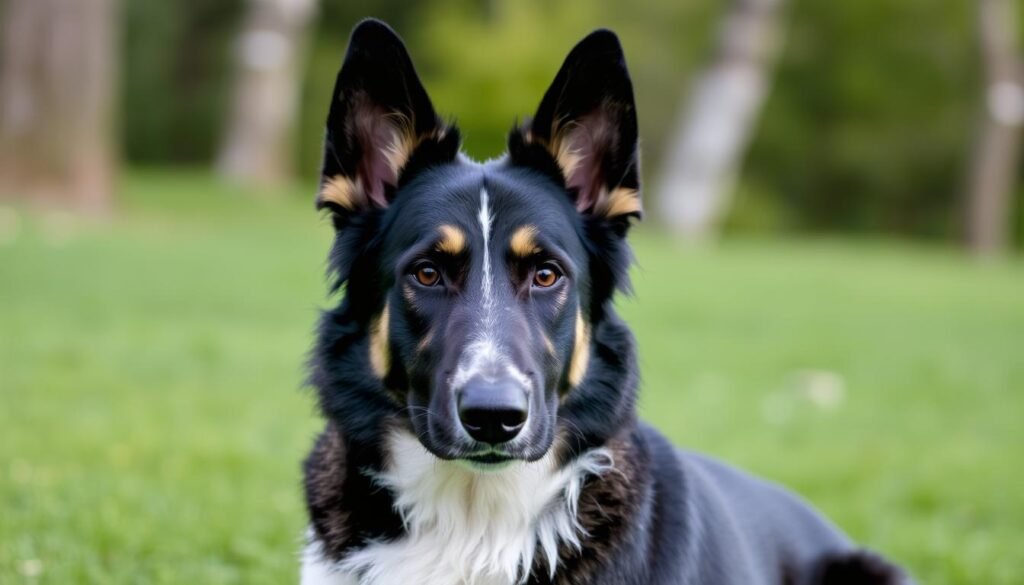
[533,263,562,288]
[415,263,441,287]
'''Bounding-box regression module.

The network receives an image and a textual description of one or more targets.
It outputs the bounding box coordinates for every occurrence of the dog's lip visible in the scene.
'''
[464,452,513,464]
[458,451,519,472]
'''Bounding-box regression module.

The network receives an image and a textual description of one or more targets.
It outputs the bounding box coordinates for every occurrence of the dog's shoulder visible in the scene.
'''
[677,447,851,549]
[624,424,860,584]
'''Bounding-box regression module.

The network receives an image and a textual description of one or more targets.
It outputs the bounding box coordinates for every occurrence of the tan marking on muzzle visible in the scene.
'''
[568,309,591,387]
[369,303,390,378]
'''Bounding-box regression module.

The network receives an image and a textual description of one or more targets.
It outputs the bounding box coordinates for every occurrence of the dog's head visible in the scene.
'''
[313,19,640,468]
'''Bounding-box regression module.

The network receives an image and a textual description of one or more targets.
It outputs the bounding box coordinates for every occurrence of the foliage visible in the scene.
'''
[406,0,711,161]
[1,172,1022,583]
[122,0,244,163]
[297,0,712,174]
[742,0,981,238]
[116,0,1020,243]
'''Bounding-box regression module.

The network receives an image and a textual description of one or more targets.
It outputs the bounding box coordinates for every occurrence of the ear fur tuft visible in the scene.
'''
[508,29,642,226]
[317,19,459,215]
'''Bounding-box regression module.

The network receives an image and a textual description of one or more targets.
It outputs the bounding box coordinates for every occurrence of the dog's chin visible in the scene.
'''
[455,457,517,473]
[416,433,553,469]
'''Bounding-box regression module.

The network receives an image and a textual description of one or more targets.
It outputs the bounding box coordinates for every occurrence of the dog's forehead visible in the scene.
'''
[391,164,581,250]
[391,167,482,229]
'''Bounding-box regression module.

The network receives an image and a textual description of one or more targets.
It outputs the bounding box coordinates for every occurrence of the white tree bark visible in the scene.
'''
[0,0,118,213]
[655,0,787,240]
[216,0,317,186]
[966,0,1023,257]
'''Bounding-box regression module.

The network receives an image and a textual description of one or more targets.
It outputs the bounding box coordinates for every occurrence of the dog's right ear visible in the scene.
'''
[317,19,459,217]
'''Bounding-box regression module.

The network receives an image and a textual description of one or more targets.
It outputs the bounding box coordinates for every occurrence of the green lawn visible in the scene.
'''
[1,170,1022,584]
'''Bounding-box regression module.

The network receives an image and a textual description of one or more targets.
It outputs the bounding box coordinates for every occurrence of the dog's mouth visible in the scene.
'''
[460,454,516,473]
[466,452,512,464]
[457,449,517,472]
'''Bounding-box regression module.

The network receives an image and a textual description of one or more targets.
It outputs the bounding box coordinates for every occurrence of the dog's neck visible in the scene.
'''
[304,425,645,585]
[342,430,612,584]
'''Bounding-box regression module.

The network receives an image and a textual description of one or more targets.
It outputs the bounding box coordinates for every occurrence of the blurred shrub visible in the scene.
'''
[122,0,244,163]
[724,179,796,235]
[296,0,714,177]
[118,0,1019,242]
[745,0,979,238]
[406,0,712,161]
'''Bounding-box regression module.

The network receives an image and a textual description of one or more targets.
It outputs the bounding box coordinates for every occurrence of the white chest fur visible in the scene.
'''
[300,430,613,585]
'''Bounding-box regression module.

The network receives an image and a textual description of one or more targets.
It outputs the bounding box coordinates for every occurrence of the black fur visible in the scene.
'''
[302,19,912,584]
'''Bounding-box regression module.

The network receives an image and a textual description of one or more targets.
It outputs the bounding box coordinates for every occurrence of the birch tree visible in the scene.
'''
[216,0,317,185]
[966,0,1023,257]
[655,0,787,240]
[0,0,119,212]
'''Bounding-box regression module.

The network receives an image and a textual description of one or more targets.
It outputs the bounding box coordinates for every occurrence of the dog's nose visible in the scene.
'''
[457,378,528,445]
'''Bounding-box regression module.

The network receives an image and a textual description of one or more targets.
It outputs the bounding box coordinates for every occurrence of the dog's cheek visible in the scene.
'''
[368,302,391,380]
[536,394,562,458]
[567,309,591,388]
[387,288,440,395]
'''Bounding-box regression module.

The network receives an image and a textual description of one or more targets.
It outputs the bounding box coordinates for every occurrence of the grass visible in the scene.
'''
[1,170,1022,584]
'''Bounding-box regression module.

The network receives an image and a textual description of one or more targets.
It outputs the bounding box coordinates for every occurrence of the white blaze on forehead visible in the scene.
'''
[450,187,530,393]
[478,187,495,328]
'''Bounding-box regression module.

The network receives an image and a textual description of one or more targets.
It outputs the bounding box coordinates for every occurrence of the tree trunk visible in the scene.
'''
[655,0,787,241]
[0,0,119,213]
[966,0,1023,257]
[216,0,317,186]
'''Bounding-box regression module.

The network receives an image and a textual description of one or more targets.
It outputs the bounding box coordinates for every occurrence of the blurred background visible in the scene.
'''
[0,0,1021,583]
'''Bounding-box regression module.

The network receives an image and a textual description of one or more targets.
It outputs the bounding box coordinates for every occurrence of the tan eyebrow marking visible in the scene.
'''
[436,224,466,255]
[510,225,541,257]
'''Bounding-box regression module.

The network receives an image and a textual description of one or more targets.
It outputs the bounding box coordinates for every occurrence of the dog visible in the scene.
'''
[300,18,911,585]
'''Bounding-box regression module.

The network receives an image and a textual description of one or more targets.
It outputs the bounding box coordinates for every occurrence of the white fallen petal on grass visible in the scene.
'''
[18,559,43,578]
[793,369,846,411]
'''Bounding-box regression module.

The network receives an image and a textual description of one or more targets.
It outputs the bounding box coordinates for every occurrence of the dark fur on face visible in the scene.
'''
[303,19,911,585]
[309,20,642,470]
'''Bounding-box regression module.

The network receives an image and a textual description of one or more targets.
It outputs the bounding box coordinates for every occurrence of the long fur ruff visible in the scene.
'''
[302,430,613,585]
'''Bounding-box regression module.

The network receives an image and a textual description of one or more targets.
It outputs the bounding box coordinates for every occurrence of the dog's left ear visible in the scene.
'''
[509,29,641,227]
[317,19,460,215]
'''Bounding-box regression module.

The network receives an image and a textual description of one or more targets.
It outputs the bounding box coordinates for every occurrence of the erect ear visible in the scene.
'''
[317,19,460,214]
[508,29,641,225]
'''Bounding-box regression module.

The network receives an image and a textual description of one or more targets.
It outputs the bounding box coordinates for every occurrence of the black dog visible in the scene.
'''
[301,19,910,585]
